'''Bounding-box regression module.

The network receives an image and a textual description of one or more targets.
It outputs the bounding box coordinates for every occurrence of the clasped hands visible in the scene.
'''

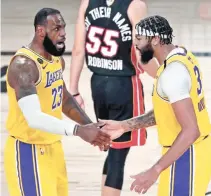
[78,119,125,151]
[79,120,159,194]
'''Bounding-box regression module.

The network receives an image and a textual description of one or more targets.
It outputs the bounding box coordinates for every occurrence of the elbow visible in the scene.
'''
[182,126,200,143]
[189,127,200,142]
[24,112,41,130]
[26,118,38,130]
[193,128,200,140]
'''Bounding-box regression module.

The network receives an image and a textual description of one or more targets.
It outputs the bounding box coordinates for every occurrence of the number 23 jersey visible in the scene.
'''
[85,0,136,76]
[6,47,63,144]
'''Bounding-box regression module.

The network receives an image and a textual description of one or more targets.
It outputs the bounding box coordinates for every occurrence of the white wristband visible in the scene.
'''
[18,94,78,136]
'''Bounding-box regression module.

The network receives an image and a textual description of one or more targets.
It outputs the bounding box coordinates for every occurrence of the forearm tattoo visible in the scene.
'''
[124,110,156,130]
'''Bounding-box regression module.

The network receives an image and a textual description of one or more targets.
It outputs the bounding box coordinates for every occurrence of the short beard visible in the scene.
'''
[139,43,154,64]
[43,34,65,56]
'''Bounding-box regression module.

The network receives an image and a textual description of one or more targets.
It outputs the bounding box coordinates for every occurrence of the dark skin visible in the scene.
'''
[122,109,156,130]
[61,57,92,125]
[7,13,110,148]
[100,34,201,194]
[96,110,156,141]
[60,58,110,148]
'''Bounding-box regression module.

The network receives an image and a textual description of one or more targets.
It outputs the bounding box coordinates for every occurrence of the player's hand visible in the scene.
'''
[96,119,126,140]
[74,94,85,110]
[76,123,111,149]
[130,166,160,194]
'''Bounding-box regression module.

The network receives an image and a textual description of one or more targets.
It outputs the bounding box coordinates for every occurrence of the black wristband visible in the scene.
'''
[72,93,80,97]
[73,125,79,136]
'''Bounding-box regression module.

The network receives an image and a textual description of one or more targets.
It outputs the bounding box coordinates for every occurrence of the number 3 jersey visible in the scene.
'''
[85,0,137,76]
[6,47,63,144]
[152,48,211,146]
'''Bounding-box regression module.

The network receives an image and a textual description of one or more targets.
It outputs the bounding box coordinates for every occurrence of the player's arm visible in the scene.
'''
[61,57,92,124]
[152,62,200,173]
[7,56,110,145]
[98,109,156,140]
[63,83,92,123]
[122,109,156,130]
[7,56,76,136]
[128,0,159,77]
[69,0,89,95]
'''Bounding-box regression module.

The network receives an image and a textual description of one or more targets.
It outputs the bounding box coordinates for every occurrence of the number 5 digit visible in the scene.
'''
[194,66,202,95]
[86,26,119,58]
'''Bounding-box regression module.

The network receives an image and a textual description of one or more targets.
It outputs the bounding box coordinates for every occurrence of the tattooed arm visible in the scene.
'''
[62,82,92,124]
[7,55,110,146]
[98,110,156,140]
[61,57,92,125]
[122,109,156,131]
[7,55,39,99]
[7,55,80,136]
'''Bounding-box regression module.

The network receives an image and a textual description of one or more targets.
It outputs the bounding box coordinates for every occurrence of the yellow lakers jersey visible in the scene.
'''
[6,47,63,144]
[152,48,211,146]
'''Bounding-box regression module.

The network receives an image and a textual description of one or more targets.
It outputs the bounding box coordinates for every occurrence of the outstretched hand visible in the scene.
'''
[93,119,126,140]
[130,167,160,194]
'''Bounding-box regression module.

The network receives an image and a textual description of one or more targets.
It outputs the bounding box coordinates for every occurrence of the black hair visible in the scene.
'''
[136,15,174,45]
[34,8,60,30]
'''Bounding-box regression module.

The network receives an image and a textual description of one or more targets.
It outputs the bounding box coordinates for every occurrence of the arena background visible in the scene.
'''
[1,0,211,195]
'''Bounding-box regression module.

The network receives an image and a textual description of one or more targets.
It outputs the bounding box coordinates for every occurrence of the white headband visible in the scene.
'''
[135,26,168,39]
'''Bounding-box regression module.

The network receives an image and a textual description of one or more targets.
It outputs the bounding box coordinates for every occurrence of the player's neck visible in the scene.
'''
[155,44,176,65]
[28,38,52,61]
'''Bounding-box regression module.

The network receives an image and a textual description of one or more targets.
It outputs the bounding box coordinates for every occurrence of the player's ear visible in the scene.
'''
[36,25,46,38]
[151,36,160,46]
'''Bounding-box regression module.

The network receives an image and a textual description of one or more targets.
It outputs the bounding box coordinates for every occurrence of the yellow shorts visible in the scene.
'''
[158,136,211,196]
[4,136,68,196]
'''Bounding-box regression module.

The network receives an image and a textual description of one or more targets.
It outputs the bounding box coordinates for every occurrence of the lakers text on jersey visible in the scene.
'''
[6,46,64,144]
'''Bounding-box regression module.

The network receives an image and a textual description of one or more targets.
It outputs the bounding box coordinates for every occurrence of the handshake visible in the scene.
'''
[74,119,128,150]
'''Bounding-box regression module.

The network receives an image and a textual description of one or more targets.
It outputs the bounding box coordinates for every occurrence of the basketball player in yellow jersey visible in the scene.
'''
[97,15,211,195]
[4,8,111,196]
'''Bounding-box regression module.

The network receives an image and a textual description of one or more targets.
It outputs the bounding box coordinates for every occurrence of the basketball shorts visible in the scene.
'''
[91,74,146,149]
[4,136,68,196]
[158,136,211,196]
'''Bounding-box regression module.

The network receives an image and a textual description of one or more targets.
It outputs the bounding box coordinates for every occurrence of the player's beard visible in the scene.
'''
[43,34,65,56]
[139,43,154,65]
